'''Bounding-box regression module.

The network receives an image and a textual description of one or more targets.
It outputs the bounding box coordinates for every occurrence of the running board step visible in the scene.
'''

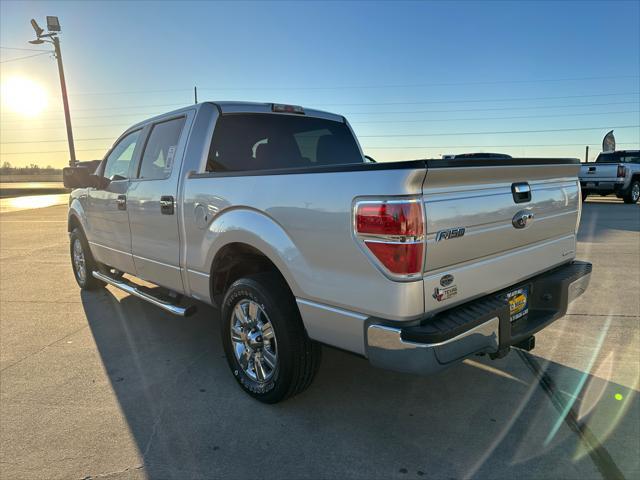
[92,271,197,317]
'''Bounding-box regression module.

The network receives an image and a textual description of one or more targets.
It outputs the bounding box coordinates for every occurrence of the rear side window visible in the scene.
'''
[138,117,186,180]
[206,114,363,172]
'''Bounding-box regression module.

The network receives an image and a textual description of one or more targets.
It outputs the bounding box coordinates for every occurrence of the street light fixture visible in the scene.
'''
[28,16,77,166]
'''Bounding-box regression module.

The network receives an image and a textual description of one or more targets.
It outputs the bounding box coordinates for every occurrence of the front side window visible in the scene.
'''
[103,130,141,180]
[138,117,186,180]
[206,114,363,172]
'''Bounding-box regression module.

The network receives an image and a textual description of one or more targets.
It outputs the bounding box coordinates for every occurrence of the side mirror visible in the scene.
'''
[62,166,108,189]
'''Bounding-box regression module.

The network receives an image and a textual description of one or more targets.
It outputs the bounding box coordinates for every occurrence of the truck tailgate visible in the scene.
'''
[580,163,619,182]
[422,159,580,314]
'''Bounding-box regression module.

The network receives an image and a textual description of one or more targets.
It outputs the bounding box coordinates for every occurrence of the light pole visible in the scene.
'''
[29,16,77,166]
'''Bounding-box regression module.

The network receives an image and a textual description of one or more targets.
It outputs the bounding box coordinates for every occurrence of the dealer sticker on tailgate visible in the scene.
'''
[506,286,529,322]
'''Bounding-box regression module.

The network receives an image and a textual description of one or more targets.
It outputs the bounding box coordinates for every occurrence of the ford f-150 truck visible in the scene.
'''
[579,150,640,203]
[63,102,592,403]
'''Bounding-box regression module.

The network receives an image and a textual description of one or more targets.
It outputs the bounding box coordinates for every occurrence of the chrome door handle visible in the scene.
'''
[160,196,174,215]
[117,195,127,210]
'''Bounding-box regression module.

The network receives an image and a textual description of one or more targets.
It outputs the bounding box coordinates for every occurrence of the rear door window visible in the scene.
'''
[207,114,363,172]
[138,117,186,180]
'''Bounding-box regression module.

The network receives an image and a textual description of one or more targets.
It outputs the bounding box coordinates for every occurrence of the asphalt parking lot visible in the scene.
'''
[0,198,638,480]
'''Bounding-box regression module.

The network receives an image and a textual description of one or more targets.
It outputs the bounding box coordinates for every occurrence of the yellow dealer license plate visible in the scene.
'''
[506,286,529,322]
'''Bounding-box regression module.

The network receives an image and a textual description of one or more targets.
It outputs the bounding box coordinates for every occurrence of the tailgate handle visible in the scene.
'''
[511,183,531,203]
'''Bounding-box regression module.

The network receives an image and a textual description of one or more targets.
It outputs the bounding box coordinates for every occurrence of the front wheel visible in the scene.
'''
[70,227,104,290]
[623,180,640,204]
[221,272,321,403]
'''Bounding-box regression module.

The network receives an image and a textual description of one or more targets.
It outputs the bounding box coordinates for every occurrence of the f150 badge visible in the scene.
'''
[435,227,465,242]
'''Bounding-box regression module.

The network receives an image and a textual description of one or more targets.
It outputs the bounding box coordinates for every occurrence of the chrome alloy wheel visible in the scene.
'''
[632,183,640,202]
[230,299,278,383]
[72,238,87,283]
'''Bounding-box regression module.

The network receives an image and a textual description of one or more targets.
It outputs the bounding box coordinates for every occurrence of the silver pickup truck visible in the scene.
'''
[579,150,640,203]
[63,102,592,403]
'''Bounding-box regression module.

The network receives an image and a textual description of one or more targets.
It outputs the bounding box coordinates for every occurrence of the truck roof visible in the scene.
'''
[127,101,345,132]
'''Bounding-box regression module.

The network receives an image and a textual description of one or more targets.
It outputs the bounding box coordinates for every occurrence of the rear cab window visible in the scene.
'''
[595,152,640,164]
[206,114,363,172]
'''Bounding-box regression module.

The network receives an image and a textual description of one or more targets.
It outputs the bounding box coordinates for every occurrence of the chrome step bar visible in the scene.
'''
[92,271,196,317]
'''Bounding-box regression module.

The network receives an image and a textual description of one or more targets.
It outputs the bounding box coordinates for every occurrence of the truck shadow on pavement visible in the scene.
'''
[80,288,638,480]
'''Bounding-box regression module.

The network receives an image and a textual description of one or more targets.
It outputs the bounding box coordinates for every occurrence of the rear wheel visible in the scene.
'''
[70,227,104,290]
[221,272,321,403]
[623,180,640,204]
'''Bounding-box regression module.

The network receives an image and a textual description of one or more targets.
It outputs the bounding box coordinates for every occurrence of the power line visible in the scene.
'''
[3,142,639,157]
[0,52,51,64]
[0,46,50,52]
[351,110,640,125]
[2,125,637,146]
[0,110,168,125]
[0,102,186,118]
[3,110,638,136]
[67,88,191,97]
[363,142,640,150]
[25,74,636,98]
[3,109,636,133]
[343,101,640,115]
[2,92,638,118]
[1,137,112,145]
[3,101,638,126]
[314,92,639,107]
[0,148,106,155]
[0,123,131,132]
[197,75,640,91]
[358,125,639,138]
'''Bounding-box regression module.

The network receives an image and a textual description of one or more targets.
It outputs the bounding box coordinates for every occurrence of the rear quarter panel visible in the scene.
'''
[182,168,427,321]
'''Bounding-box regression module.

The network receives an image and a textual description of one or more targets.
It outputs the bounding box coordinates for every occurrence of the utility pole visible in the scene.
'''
[194,86,198,104]
[52,36,76,166]
[585,145,589,163]
[29,16,77,166]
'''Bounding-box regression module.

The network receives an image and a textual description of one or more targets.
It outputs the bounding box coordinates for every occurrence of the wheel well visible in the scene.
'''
[210,243,289,306]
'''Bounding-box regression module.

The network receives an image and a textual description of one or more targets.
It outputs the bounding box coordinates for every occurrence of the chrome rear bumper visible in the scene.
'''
[366,261,592,375]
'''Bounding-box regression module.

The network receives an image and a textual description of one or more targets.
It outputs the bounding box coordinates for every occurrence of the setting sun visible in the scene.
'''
[1,76,48,117]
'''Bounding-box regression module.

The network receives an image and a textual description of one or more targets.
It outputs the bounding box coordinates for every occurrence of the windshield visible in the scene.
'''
[207,114,364,172]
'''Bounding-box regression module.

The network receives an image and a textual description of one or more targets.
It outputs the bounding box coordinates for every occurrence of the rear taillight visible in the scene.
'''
[354,200,424,277]
[617,165,626,178]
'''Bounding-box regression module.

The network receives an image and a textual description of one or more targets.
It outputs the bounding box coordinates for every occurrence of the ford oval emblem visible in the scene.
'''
[512,210,534,229]
[440,274,454,287]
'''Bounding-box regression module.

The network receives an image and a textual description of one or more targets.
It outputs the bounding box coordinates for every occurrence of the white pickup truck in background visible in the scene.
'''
[579,150,640,203]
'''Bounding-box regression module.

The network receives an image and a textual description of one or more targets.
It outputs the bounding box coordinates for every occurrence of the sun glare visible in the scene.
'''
[1,76,48,117]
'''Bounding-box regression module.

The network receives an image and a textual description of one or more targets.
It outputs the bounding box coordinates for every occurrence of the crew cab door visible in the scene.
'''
[85,129,142,274]
[126,114,191,293]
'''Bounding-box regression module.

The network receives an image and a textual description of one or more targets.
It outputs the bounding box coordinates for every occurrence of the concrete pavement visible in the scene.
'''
[0,199,638,480]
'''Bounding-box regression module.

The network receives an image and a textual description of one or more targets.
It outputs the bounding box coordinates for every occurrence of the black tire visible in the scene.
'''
[70,227,104,290]
[221,272,321,403]
[623,180,640,204]
[581,191,588,203]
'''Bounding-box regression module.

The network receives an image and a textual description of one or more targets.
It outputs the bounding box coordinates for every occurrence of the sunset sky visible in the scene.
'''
[1,0,638,168]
